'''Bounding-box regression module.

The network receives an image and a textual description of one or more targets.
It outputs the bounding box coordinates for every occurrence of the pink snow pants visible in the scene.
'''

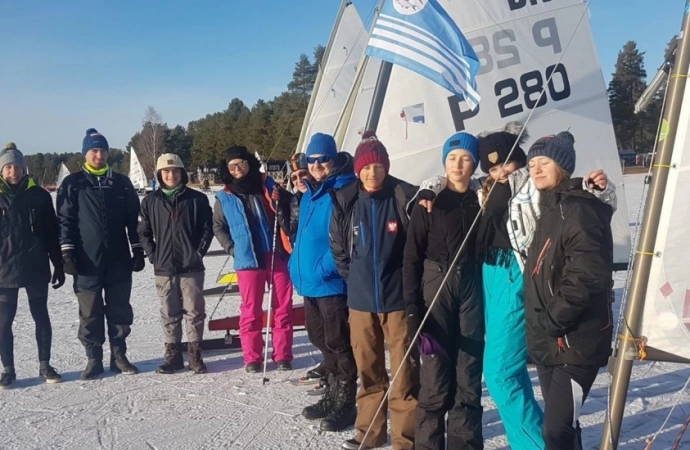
[236,252,293,365]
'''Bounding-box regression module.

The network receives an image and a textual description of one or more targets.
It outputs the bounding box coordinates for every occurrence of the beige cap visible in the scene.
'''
[156,153,184,172]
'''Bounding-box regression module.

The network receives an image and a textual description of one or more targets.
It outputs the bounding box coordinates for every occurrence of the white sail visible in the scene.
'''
[357,0,630,265]
[639,77,690,359]
[56,163,70,189]
[339,57,383,154]
[129,147,148,190]
[298,3,370,153]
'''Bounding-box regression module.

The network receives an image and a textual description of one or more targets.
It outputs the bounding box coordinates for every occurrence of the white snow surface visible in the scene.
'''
[3,174,689,449]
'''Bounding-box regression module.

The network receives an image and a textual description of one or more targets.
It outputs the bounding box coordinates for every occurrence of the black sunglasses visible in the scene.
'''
[306,155,332,164]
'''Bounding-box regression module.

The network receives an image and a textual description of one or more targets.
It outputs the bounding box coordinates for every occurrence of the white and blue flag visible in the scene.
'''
[365,0,481,110]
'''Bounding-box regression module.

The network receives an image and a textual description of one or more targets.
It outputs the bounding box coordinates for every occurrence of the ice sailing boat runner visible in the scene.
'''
[128,146,148,194]
[602,2,690,448]
[56,162,70,190]
[334,0,631,267]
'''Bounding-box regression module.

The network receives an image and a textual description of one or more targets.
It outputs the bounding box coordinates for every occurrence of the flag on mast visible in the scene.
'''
[365,0,481,110]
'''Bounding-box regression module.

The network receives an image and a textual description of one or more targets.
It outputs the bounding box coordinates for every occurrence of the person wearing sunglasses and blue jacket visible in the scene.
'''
[286,133,358,433]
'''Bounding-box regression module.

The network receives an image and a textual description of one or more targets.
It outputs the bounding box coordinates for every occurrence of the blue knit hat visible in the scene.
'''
[82,128,109,155]
[527,131,576,174]
[305,133,337,159]
[442,132,479,168]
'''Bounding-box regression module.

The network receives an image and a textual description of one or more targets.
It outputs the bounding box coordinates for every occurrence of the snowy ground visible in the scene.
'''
[2,174,690,449]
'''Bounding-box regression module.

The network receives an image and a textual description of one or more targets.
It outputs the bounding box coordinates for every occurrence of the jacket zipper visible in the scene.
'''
[97,176,108,249]
[371,199,381,313]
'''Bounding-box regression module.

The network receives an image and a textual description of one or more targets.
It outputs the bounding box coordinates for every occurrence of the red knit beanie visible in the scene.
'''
[354,131,390,175]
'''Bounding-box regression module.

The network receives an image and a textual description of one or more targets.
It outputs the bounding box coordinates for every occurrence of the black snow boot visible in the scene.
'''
[302,374,335,420]
[320,379,357,432]
[156,343,184,374]
[0,367,16,389]
[187,342,208,374]
[81,346,104,380]
[110,343,139,375]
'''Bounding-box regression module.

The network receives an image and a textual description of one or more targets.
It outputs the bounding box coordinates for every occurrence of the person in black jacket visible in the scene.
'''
[57,128,145,380]
[138,153,213,375]
[403,132,484,450]
[524,132,613,450]
[0,143,65,389]
[330,132,419,450]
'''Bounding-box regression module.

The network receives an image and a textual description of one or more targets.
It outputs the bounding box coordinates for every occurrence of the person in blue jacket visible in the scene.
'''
[288,133,358,433]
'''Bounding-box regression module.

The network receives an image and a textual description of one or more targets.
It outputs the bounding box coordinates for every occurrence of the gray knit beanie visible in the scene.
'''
[0,142,27,173]
[527,131,576,174]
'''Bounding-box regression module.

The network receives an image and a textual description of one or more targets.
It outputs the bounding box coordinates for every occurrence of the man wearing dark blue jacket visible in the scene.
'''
[330,132,419,450]
[57,129,145,380]
[287,133,358,433]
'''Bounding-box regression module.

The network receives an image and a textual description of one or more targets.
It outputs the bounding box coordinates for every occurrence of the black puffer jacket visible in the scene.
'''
[138,185,213,276]
[0,177,61,288]
[524,179,614,368]
[330,176,417,313]
[57,167,141,287]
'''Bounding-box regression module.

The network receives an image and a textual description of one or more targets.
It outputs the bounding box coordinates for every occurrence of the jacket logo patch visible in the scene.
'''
[353,225,359,237]
[488,151,498,164]
[387,220,398,233]
[138,215,142,222]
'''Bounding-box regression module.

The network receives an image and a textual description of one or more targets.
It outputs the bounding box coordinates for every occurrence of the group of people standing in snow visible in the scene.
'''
[0,120,616,450]
[260,123,615,450]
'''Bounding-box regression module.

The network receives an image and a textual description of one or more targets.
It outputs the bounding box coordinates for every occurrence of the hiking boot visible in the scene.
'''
[156,343,184,374]
[306,363,326,380]
[188,342,208,374]
[110,350,139,375]
[245,362,261,373]
[302,374,335,420]
[320,379,357,432]
[81,346,104,380]
[0,368,16,389]
[81,359,104,380]
[276,360,292,371]
[39,365,62,384]
[342,439,373,450]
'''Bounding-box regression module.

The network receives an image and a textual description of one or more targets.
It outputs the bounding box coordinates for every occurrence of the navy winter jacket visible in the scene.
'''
[330,176,417,313]
[56,167,141,290]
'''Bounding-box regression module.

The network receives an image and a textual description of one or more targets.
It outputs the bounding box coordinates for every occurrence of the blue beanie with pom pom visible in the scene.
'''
[82,128,109,155]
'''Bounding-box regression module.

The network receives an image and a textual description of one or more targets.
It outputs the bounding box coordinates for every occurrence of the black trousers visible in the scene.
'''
[0,285,52,368]
[536,364,599,450]
[415,261,485,450]
[303,295,357,383]
[75,275,133,355]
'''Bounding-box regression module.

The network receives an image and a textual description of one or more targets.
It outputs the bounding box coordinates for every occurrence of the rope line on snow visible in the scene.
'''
[643,371,690,449]
[357,0,600,446]
[671,411,690,450]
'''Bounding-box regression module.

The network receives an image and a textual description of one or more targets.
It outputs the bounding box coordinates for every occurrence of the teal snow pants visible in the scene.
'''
[483,255,545,449]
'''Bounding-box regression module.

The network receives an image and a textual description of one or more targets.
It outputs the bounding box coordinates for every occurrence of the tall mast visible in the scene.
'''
[601,2,690,448]
[294,0,350,154]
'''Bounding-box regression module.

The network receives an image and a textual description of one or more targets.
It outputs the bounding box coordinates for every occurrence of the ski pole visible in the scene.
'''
[262,201,280,385]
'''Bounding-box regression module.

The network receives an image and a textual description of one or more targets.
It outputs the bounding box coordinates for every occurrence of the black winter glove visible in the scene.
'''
[62,250,77,276]
[132,248,146,272]
[406,311,423,347]
[51,265,66,289]
[271,184,290,203]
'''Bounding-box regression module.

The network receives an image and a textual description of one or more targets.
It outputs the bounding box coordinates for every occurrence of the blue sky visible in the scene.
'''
[0,0,684,154]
